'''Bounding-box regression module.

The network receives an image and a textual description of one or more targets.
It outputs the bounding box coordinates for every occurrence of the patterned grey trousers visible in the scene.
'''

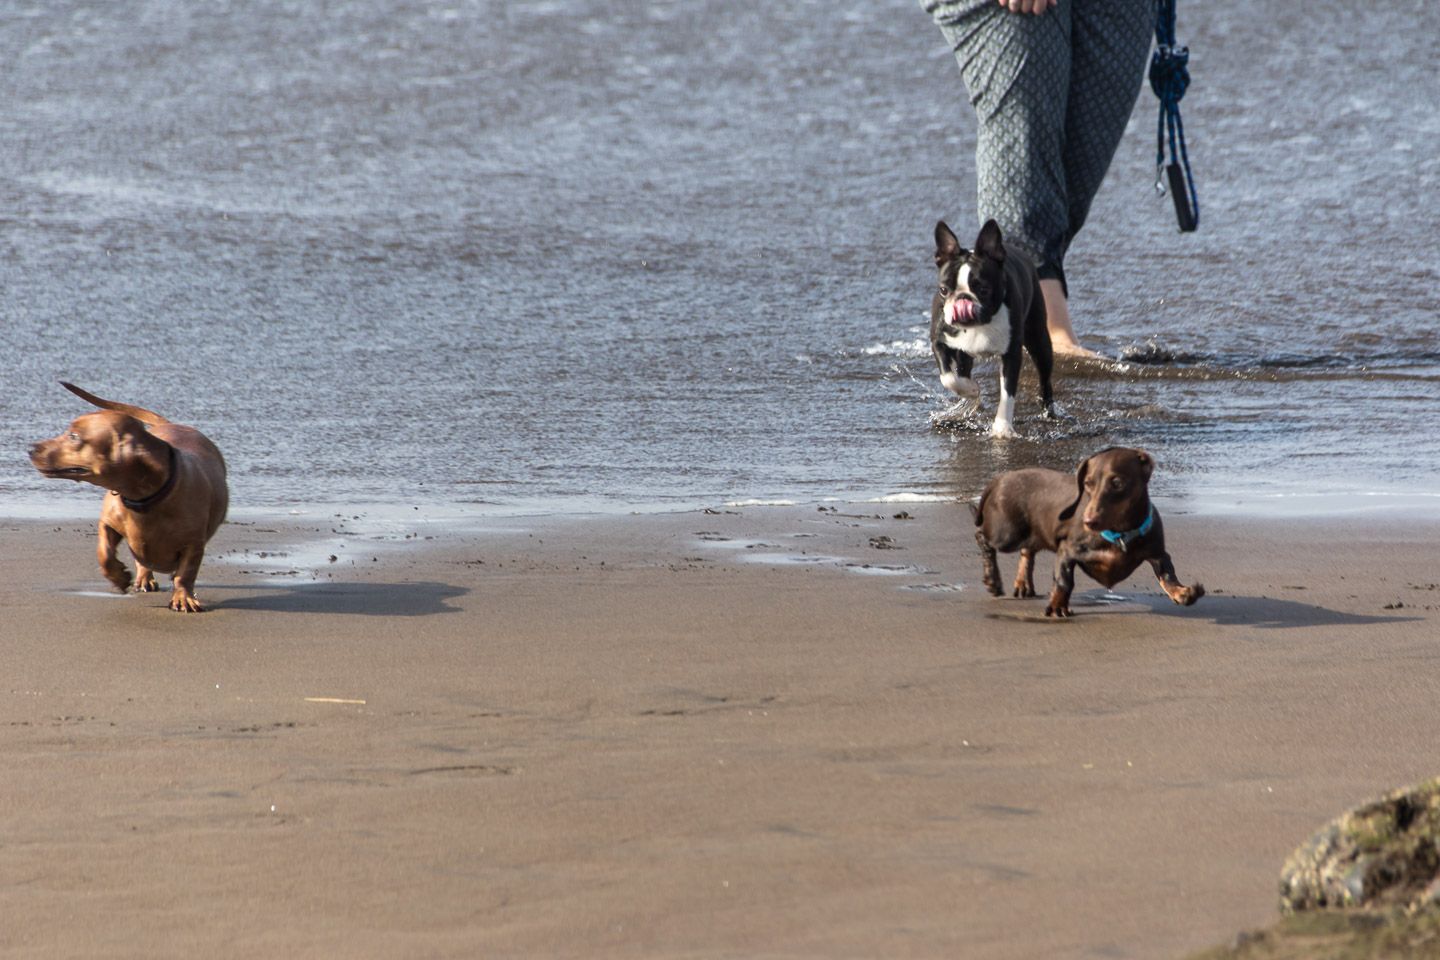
[921,0,1154,294]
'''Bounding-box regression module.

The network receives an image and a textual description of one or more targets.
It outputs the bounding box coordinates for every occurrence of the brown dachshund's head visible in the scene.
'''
[29,411,151,489]
[1057,447,1154,532]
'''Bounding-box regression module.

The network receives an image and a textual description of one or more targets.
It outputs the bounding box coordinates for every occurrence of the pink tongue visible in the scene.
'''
[950,299,976,324]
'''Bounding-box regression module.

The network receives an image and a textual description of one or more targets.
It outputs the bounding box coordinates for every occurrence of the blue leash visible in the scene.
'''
[1149,0,1198,232]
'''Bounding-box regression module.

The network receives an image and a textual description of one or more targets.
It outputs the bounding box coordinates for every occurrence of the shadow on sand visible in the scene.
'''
[1139,592,1423,630]
[213,580,466,617]
[982,590,1423,630]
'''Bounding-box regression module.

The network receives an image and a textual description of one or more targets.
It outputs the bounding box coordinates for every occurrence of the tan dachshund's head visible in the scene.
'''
[1057,447,1154,532]
[29,411,150,489]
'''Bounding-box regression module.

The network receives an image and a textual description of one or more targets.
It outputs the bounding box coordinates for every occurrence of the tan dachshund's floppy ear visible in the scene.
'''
[934,221,962,266]
[1134,449,1154,481]
[1057,455,1090,521]
[109,425,137,463]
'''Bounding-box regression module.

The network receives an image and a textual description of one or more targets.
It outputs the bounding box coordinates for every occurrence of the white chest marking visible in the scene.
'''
[939,304,1011,358]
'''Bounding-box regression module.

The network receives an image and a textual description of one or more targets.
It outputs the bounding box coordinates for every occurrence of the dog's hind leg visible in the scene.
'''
[975,529,1004,597]
[134,562,158,593]
[1023,296,1057,416]
[1012,549,1037,598]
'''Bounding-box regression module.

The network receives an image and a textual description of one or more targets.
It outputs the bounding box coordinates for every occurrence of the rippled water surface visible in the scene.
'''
[3,1,1436,516]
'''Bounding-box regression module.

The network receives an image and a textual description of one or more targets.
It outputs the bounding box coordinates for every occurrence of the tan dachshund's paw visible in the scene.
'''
[1013,582,1035,599]
[169,592,206,613]
[1177,583,1205,606]
[1044,595,1072,618]
[134,575,158,593]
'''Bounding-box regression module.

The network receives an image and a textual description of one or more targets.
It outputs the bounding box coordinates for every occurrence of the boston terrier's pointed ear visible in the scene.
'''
[934,221,962,266]
[975,219,1005,262]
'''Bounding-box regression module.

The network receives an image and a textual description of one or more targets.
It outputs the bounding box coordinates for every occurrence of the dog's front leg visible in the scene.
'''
[989,351,1021,439]
[1149,554,1204,606]
[1045,551,1078,618]
[169,546,208,613]
[938,348,979,407]
[97,522,132,593]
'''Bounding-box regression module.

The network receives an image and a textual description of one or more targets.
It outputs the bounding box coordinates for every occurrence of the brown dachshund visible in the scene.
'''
[29,383,229,612]
[971,447,1203,618]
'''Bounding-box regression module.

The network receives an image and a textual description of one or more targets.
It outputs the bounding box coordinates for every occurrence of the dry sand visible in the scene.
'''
[1,502,1437,959]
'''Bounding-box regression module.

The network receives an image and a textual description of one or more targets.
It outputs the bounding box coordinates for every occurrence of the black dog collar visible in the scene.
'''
[120,444,178,513]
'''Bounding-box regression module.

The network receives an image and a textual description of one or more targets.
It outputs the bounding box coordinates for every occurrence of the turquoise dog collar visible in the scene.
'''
[1099,504,1154,552]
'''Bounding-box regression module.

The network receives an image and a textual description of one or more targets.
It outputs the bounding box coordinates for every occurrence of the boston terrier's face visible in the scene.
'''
[933,219,1007,328]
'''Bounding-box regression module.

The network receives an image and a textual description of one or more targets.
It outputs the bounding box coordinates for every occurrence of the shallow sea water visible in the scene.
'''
[2,1,1437,518]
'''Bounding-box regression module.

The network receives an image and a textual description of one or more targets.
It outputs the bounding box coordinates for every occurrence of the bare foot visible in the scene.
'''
[1041,279,1104,359]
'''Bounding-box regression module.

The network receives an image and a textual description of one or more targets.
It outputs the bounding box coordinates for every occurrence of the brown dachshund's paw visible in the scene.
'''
[107,571,133,594]
[134,575,158,593]
[1013,582,1035,599]
[983,578,1003,598]
[169,591,206,613]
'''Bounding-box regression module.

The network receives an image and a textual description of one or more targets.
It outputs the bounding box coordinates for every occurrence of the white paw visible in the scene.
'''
[989,419,1018,440]
[939,372,980,399]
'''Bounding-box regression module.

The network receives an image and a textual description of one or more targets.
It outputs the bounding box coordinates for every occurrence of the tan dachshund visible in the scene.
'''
[29,383,229,612]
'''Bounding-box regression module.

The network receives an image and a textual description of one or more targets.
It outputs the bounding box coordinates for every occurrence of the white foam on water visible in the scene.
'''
[864,493,954,504]
[861,338,928,358]
[1182,490,1440,519]
[741,553,848,568]
[844,563,937,577]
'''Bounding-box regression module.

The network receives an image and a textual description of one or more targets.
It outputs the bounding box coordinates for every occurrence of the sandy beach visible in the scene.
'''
[2,503,1436,958]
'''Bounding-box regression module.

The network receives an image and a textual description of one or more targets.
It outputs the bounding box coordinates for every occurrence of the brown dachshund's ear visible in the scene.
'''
[1057,456,1090,521]
[1134,449,1154,481]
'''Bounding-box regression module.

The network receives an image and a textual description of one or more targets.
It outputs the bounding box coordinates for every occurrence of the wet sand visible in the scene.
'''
[1,504,1437,959]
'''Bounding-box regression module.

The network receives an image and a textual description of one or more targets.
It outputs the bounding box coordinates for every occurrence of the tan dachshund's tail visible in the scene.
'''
[61,382,170,425]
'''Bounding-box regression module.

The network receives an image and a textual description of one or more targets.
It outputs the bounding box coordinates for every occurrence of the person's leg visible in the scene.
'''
[1040,276,1093,358]
[1061,0,1153,243]
[1045,0,1153,355]
[922,0,1073,292]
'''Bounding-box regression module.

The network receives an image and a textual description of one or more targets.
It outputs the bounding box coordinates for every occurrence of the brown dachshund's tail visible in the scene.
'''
[61,382,170,425]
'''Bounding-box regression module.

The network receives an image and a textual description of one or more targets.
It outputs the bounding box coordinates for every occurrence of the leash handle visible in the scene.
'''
[1165,163,1196,233]
[1150,0,1199,232]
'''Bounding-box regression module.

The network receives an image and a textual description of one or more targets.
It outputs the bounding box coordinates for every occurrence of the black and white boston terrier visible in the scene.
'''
[929,219,1056,438]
